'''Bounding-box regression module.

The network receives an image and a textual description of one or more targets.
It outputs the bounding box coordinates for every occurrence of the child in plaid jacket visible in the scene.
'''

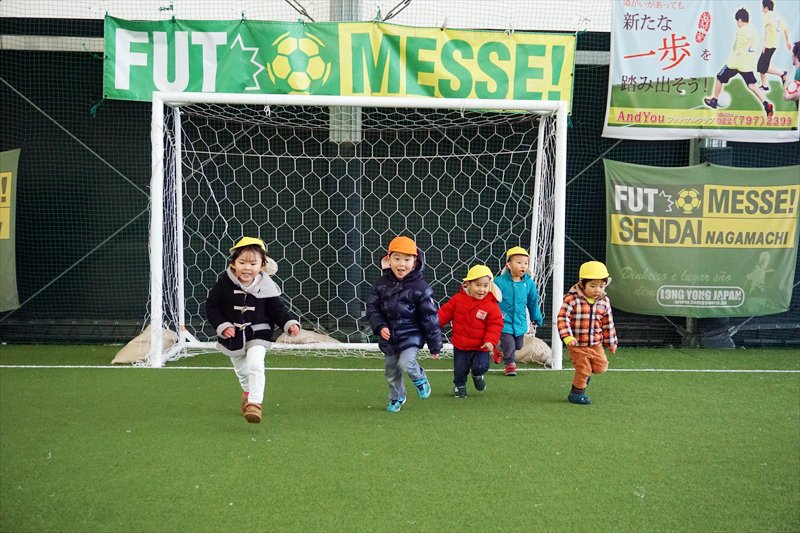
[557,261,617,405]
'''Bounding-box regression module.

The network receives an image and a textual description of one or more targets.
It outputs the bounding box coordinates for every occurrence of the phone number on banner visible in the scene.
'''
[609,108,795,129]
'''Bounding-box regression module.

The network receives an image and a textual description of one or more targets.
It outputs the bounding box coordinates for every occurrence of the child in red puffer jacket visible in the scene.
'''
[438,265,504,398]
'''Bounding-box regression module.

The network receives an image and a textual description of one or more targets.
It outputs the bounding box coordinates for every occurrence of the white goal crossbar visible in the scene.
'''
[148,92,567,368]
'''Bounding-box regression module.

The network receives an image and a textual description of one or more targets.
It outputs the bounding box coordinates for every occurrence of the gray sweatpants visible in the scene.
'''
[384,347,427,401]
[499,333,524,365]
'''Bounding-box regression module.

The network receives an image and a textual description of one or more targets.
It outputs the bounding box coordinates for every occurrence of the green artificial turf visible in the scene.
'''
[1,345,798,532]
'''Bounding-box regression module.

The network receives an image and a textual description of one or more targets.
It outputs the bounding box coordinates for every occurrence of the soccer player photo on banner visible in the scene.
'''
[603,160,800,318]
[604,0,799,142]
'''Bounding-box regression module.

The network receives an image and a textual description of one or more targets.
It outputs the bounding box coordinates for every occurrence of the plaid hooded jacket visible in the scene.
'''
[557,283,617,348]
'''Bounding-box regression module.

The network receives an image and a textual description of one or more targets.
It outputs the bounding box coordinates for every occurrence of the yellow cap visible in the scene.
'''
[579,261,610,280]
[229,237,267,253]
[506,246,529,259]
[463,265,494,282]
[388,236,418,256]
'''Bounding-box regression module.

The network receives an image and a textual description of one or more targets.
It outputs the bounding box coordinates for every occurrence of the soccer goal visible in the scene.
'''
[147,93,567,368]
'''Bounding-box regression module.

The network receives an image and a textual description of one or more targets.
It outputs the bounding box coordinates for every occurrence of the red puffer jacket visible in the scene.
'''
[438,289,503,351]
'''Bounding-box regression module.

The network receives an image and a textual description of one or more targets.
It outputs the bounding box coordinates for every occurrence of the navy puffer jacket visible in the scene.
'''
[365,248,443,355]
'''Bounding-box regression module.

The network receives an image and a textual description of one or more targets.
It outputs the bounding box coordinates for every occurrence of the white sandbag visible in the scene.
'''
[111,325,178,364]
[514,335,553,368]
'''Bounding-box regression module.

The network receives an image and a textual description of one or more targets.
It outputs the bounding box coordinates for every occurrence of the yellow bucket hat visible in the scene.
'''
[506,246,529,259]
[579,261,611,280]
[229,237,267,253]
[463,265,502,301]
[463,265,494,281]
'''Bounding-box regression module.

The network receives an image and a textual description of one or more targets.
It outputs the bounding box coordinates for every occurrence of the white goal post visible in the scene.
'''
[147,92,567,369]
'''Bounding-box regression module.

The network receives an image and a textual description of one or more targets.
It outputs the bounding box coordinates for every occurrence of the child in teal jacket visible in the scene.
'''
[493,246,543,376]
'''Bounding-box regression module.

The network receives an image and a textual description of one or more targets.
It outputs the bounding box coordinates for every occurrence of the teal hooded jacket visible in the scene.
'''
[494,271,543,336]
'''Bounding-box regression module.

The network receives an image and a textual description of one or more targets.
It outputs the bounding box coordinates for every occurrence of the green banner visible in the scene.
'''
[0,149,20,312]
[604,160,800,317]
[103,17,575,107]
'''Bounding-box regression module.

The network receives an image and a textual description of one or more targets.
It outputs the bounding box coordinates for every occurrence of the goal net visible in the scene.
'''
[147,93,566,368]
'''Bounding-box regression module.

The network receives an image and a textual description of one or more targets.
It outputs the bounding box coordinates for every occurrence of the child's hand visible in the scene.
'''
[288,324,300,336]
[221,327,235,339]
[609,344,617,354]
[482,342,494,352]
[379,327,391,341]
[431,352,440,360]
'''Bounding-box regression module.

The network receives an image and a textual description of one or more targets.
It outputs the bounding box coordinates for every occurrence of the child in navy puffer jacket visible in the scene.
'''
[438,265,504,398]
[365,236,442,413]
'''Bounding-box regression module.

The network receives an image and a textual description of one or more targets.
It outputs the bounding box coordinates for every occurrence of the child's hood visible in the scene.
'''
[498,266,533,279]
[462,280,503,302]
[568,282,608,301]
[264,256,278,276]
[460,285,502,304]
[226,262,281,298]
[379,247,427,279]
[228,256,278,275]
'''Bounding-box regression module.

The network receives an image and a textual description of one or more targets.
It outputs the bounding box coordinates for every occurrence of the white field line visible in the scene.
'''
[0,365,798,373]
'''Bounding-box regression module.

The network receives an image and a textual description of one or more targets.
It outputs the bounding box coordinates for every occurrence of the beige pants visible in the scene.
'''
[567,344,608,389]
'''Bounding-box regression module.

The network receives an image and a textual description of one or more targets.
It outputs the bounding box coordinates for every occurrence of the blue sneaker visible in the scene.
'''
[568,392,592,405]
[413,378,431,399]
[386,396,406,413]
[472,373,486,392]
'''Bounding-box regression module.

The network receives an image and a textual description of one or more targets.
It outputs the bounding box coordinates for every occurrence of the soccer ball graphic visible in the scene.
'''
[267,33,331,93]
[786,80,800,98]
[675,188,702,214]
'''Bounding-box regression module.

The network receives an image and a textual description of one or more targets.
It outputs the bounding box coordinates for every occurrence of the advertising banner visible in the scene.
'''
[604,160,800,317]
[604,0,799,142]
[104,17,575,107]
[0,149,20,312]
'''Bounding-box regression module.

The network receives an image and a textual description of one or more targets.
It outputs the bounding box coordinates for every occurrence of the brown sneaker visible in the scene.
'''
[243,403,262,423]
[241,392,249,414]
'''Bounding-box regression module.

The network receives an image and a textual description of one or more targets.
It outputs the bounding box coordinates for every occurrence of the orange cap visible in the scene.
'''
[387,236,418,256]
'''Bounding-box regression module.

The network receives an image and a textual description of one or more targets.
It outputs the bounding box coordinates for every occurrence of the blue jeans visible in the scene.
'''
[384,347,427,401]
[453,348,490,387]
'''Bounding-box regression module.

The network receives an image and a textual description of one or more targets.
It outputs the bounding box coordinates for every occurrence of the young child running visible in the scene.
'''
[557,261,618,405]
[438,265,503,398]
[365,236,442,413]
[206,237,301,423]
[703,7,774,116]
[493,247,544,376]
